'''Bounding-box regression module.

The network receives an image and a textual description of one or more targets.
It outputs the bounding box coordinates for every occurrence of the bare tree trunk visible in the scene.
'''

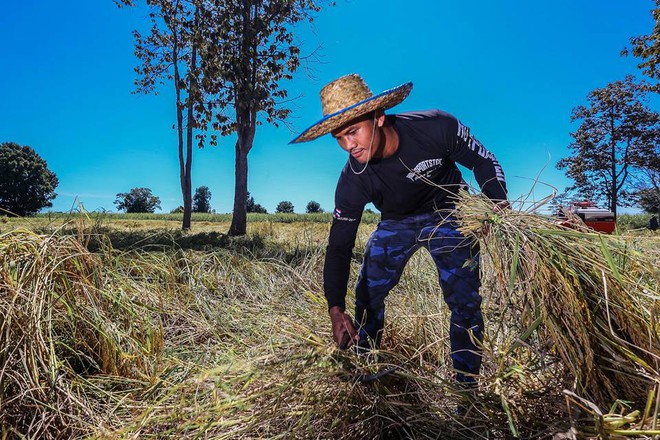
[181,7,199,231]
[229,118,255,236]
[229,144,249,236]
[173,40,190,230]
[182,103,193,230]
[609,108,618,219]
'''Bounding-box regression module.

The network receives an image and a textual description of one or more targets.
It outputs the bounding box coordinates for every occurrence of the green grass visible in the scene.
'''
[617,212,657,230]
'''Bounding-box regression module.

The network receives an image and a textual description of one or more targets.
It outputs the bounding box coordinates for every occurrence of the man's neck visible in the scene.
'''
[379,125,399,159]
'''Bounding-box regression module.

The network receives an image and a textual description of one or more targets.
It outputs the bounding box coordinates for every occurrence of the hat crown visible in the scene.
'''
[289,73,411,143]
[320,74,373,116]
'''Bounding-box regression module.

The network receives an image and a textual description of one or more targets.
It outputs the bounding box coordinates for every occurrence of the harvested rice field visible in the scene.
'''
[1,199,659,439]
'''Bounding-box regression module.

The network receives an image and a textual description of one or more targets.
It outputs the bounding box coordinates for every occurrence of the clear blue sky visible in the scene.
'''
[0,0,655,214]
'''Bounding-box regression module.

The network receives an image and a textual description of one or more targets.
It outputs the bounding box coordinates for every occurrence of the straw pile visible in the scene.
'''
[2,211,659,439]
[0,229,163,439]
[454,192,660,407]
[92,239,570,439]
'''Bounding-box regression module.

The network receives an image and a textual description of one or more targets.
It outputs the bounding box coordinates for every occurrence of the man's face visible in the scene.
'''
[331,113,385,164]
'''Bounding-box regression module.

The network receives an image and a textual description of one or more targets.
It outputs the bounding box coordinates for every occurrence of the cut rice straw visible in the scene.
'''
[453,190,660,406]
[0,229,164,439]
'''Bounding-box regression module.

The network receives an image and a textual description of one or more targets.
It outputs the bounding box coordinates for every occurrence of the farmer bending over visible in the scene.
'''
[291,74,508,384]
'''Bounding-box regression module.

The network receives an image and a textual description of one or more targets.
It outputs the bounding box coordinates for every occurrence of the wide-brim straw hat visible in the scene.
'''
[290,74,412,143]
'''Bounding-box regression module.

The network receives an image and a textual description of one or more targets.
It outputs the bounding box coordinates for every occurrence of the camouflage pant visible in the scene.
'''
[354,211,483,383]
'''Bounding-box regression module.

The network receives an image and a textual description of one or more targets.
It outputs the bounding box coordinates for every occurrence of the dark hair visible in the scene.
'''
[332,109,385,135]
[350,109,383,124]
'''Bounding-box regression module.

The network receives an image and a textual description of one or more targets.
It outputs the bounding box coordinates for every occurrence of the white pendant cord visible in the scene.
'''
[348,114,377,175]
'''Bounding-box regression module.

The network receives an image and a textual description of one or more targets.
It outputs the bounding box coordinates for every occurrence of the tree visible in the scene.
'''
[0,142,58,216]
[246,192,267,213]
[198,0,330,236]
[114,187,161,213]
[275,200,294,213]
[118,1,331,233]
[305,200,323,213]
[622,6,660,216]
[631,169,660,215]
[556,75,660,218]
[635,188,660,214]
[629,125,660,216]
[192,185,212,213]
[623,0,660,85]
[117,0,219,230]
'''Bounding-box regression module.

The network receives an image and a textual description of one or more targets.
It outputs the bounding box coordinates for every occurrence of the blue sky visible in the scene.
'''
[0,0,655,214]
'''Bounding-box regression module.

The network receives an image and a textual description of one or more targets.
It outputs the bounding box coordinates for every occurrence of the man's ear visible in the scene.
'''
[375,109,386,128]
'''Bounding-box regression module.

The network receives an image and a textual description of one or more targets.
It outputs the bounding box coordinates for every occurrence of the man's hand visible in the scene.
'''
[329,306,359,349]
[482,200,510,236]
[494,200,510,214]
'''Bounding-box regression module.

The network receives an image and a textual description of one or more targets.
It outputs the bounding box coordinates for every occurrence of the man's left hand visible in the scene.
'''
[482,200,510,236]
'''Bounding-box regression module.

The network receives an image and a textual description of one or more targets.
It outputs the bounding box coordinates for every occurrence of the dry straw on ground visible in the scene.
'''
[0,229,164,439]
[1,208,659,439]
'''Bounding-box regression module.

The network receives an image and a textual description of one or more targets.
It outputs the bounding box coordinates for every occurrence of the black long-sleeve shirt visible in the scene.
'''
[323,110,507,310]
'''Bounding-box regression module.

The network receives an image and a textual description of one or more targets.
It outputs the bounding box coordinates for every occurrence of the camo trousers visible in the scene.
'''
[354,211,483,383]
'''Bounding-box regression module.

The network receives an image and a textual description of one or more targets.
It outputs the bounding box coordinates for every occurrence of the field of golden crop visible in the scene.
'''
[1,204,659,439]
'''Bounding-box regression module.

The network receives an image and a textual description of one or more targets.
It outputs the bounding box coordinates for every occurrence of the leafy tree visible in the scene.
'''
[0,142,58,216]
[198,0,330,236]
[631,169,660,215]
[621,1,660,216]
[275,200,294,213]
[114,187,161,213]
[635,188,660,214]
[623,1,660,84]
[118,0,331,233]
[246,192,267,213]
[192,185,212,213]
[171,205,185,213]
[631,121,660,216]
[117,0,218,230]
[556,75,660,217]
[305,200,323,213]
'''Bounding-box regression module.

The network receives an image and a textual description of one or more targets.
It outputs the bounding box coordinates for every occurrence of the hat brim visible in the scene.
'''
[290,82,413,144]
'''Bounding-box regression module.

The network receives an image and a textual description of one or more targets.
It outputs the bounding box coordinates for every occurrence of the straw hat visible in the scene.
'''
[290,74,412,143]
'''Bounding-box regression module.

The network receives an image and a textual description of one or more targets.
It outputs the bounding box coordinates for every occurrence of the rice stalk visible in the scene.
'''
[454,192,660,406]
[95,239,571,440]
[0,229,164,439]
[5,212,657,439]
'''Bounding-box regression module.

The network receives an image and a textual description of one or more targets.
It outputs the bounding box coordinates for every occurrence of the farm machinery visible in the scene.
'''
[556,201,616,234]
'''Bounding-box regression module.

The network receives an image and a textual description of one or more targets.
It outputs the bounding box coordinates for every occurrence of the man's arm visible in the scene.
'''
[447,117,508,203]
[323,169,370,349]
[324,215,361,348]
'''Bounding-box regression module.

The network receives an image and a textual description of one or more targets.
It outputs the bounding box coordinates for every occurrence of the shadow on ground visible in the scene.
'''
[34,226,321,265]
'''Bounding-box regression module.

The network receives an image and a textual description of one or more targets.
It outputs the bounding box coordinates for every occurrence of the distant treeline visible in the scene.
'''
[35,211,382,224]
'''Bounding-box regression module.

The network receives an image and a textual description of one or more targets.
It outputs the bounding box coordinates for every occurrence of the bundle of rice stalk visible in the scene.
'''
[0,229,164,439]
[454,192,660,406]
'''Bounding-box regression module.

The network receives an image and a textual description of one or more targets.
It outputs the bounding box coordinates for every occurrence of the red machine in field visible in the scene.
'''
[557,201,616,234]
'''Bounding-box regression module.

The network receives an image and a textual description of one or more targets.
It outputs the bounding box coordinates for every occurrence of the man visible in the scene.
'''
[291,74,507,384]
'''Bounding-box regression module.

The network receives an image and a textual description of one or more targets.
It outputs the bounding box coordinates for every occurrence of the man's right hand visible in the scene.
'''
[329,306,359,349]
